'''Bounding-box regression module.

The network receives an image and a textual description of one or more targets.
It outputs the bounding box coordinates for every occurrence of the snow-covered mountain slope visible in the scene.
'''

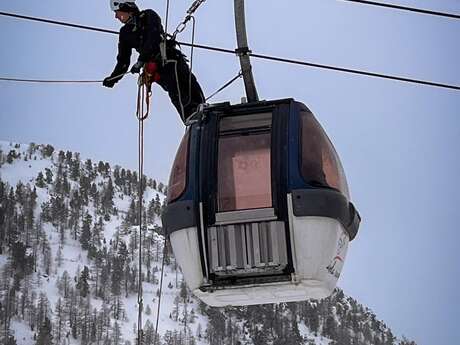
[0,141,416,345]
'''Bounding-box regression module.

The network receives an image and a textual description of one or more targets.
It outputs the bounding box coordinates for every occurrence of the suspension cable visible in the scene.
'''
[247,52,460,91]
[135,74,153,345]
[136,114,145,345]
[0,11,459,91]
[340,0,460,20]
[206,70,243,101]
[154,236,167,345]
[0,11,118,34]
[0,77,101,83]
[0,72,128,84]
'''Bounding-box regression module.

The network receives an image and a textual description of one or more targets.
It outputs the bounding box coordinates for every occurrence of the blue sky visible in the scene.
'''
[1,0,459,344]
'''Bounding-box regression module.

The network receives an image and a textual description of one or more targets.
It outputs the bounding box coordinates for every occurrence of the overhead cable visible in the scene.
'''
[340,0,460,20]
[248,52,460,91]
[0,11,459,91]
[0,77,103,83]
[0,11,118,35]
[0,73,127,84]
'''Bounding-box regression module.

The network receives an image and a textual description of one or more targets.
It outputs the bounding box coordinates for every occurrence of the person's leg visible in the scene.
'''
[156,63,186,121]
[157,58,205,122]
[183,71,205,120]
[174,57,205,120]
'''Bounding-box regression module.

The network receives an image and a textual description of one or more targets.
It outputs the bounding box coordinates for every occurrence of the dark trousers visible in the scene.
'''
[157,55,205,122]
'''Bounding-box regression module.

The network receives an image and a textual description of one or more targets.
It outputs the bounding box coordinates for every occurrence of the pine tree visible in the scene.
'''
[101,178,115,216]
[111,256,124,296]
[70,155,81,181]
[85,159,94,178]
[399,337,417,345]
[111,321,123,345]
[35,172,46,188]
[41,144,54,158]
[11,241,33,276]
[55,245,64,267]
[143,320,156,345]
[6,150,18,164]
[25,187,38,241]
[112,296,125,320]
[125,198,137,226]
[80,212,92,250]
[147,199,156,224]
[57,271,72,298]
[65,150,73,165]
[53,298,65,344]
[36,293,51,336]
[76,266,90,298]
[35,317,53,345]
[154,194,161,215]
[58,150,66,164]
[44,168,53,185]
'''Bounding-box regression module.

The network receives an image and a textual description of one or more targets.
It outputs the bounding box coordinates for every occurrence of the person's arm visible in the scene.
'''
[103,29,132,87]
[137,9,163,64]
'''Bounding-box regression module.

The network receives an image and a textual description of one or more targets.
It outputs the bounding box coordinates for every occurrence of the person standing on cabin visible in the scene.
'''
[103,0,205,123]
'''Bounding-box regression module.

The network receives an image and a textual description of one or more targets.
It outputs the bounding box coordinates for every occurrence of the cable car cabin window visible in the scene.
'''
[217,113,273,212]
[167,130,190,202]
[300,110,350,198]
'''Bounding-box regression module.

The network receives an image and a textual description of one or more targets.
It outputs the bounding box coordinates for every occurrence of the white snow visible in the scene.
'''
[0,141,50,187]
[10,319,35,345]
[0,140,369,345]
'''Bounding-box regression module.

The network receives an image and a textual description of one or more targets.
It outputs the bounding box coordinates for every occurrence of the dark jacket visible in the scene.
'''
[109,9,173,83]
[106,9,205,120]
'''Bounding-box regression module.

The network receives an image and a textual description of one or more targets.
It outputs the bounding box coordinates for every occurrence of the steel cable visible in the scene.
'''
[0,11,459,91]
[340,0,460,20]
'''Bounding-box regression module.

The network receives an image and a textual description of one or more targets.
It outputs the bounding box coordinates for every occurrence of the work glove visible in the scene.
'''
[102,76,116,88]
[130,61,144,74]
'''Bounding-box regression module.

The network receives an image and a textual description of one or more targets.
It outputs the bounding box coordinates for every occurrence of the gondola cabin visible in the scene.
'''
[162,98,360,307]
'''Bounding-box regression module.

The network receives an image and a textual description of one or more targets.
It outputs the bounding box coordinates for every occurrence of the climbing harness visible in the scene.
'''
[136,64,160,120]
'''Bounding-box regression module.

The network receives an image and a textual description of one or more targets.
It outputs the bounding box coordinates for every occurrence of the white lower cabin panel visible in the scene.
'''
[193,279,332,307]
[170,214,349,307]
[170,228,204,291]
[290,216,349,298]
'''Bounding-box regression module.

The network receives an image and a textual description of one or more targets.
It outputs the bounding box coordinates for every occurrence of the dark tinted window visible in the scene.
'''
[300,110,349,197]
[167,130,190,202]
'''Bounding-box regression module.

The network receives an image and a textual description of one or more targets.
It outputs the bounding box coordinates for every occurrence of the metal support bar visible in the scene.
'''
[234,0,259,102]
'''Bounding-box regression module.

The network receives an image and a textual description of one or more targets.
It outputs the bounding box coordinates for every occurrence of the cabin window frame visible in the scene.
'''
[215,112,274,215]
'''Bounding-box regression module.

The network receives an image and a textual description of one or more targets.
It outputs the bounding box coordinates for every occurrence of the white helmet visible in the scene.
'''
[110,0,137,12]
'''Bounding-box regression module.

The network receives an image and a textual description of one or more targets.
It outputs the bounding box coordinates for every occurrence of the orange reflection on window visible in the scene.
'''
[300,110,349,197]
[218,133,272,212]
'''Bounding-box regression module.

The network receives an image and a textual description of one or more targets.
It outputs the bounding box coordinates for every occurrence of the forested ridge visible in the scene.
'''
[0,142,416,345]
